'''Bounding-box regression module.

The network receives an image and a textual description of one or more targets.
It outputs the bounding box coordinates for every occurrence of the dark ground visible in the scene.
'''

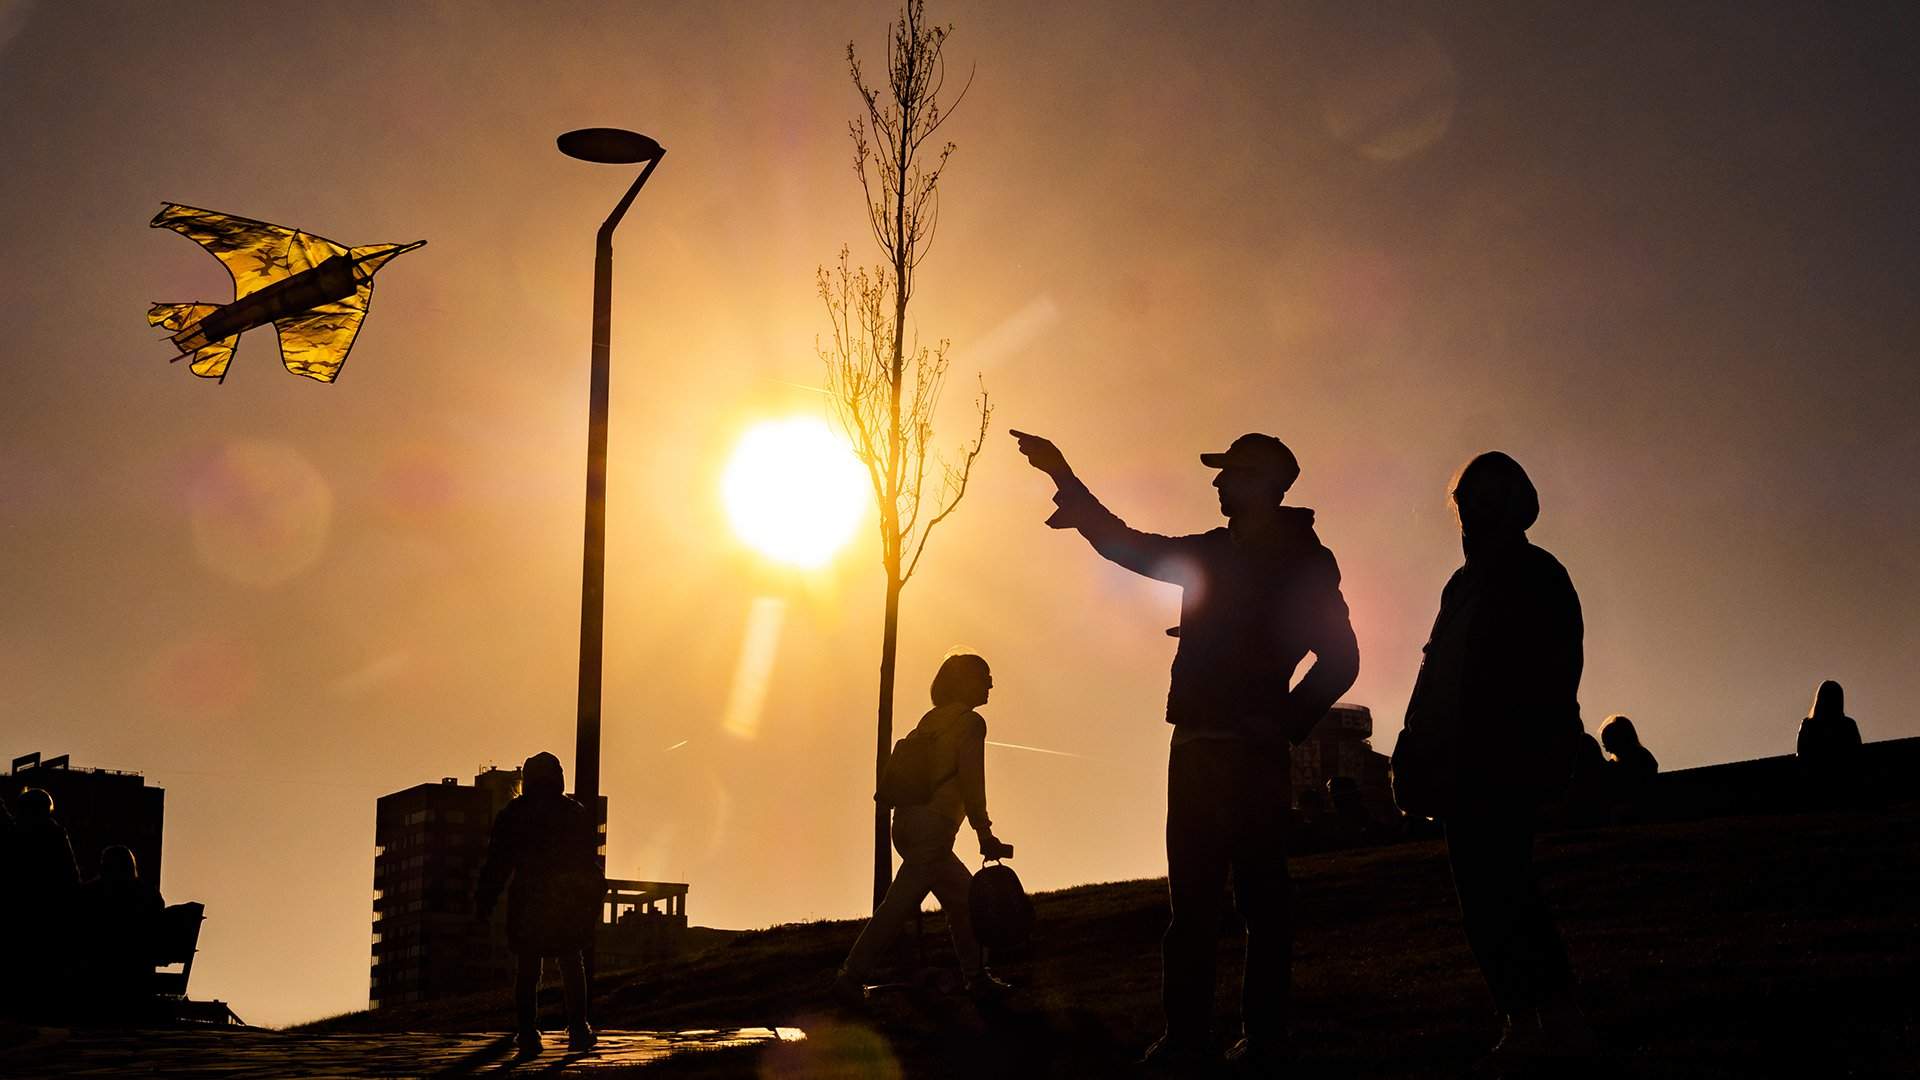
[308,803,1919,1078]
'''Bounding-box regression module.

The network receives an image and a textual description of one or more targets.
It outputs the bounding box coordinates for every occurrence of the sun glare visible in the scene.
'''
[722,418,868,568]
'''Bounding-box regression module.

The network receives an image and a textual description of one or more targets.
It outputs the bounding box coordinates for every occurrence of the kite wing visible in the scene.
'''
[270,242,418,383]
[151,202,350,298]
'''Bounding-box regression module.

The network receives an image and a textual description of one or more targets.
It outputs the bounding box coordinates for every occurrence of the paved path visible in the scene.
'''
[0,1025,805,1077]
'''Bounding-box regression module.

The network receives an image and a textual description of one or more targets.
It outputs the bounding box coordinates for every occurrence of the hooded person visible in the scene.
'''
[1011,429,1359,1069]
[1395,451,1595,1068]
[475,752,603,1054]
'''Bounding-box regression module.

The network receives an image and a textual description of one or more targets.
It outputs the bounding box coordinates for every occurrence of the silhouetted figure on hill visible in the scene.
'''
[79,845,165,1020]
[1599,714,1659,820]
[1012,429,1360,1069]
[837,652,1014,1001]
[1796,680,1863,806]
[1394,452,1595,1068]
[475,752,602,1055]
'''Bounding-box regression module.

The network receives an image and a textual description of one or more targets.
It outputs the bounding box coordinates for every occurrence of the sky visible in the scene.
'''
[3,0,1916,1028]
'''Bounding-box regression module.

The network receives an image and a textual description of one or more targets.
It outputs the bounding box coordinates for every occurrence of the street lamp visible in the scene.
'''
[558,127,664,821]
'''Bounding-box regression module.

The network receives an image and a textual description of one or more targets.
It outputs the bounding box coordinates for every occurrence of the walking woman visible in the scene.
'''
[835,651,1015,999]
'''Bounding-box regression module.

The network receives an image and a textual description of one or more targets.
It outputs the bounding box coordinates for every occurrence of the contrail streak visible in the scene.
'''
[766,377,831,395]
[987,739,1087,759]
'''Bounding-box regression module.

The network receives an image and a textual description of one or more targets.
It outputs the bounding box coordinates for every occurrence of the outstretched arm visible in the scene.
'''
[1010,430,1195,581]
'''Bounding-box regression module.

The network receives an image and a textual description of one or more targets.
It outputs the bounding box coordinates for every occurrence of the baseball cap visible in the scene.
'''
[1200,433,1300,491]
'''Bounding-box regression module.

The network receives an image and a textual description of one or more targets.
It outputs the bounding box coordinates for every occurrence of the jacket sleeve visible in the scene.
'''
[1282,546,1361,744]
[473,809,514,917]
[1520,559,1585,724]
[957,712,993,836]
[1047,475,1200,582]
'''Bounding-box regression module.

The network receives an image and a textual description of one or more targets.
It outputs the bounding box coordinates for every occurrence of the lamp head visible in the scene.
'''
[557,127,663,164]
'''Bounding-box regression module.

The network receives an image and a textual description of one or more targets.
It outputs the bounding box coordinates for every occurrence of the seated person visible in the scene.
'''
[79,846,166,1018]
[1796,679,1863,805]
[1599,715,1659,819]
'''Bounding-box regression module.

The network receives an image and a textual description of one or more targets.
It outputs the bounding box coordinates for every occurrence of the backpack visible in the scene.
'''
[968,861,1033,950]
[875,729,958,808]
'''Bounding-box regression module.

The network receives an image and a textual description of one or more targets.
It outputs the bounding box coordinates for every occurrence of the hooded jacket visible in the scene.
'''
[1047,477,1360,743]
[1402,537,1584,810]
[475,784,602,953]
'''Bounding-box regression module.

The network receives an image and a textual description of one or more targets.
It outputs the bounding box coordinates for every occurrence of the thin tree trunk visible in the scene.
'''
[872,572,902,910]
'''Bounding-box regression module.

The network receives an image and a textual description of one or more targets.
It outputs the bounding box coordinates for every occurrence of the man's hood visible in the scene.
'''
[1231,505,1321,549]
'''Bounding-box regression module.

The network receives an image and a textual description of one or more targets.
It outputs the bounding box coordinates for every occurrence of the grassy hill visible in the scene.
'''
[306,803,1919,1077]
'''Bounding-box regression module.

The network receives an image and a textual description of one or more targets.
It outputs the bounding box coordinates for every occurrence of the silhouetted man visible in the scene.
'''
[475,753,603,1055]
[1012,429,1360,1069]
[1395,451,1594,1068]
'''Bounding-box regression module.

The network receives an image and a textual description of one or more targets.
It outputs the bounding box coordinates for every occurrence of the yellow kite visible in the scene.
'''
[148,203,424,383]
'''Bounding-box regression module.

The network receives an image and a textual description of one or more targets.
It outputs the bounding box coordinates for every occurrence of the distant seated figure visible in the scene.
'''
[1796,680,1863,806]
[1599,716,1658,821]
[475,752,603,1056]
[11,789,80,1019]
[12,789,80,898]
[80,845,166,1018]
[1599,716,1658,780]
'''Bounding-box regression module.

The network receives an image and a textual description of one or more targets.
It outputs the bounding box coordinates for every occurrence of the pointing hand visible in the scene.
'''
[1008,430,1071,482]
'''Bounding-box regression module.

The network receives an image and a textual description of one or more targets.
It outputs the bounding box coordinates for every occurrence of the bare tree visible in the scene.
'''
[818,0,989,910]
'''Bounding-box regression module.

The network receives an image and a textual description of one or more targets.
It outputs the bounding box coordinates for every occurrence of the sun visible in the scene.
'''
[722,417,869,568]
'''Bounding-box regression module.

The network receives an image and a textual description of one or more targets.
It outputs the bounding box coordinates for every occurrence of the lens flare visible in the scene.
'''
[722,418,867,568]
[721,597,786,741]
[188,438,333,588]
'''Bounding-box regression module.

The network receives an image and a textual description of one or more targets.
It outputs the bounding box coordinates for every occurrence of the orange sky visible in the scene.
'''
[3,1,1916,1027]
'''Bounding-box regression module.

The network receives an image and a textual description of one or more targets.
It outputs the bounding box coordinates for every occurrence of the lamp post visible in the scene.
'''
[557,127,664,827]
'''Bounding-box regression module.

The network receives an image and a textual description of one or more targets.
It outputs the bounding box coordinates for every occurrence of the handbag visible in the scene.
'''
[968,860,1033,950]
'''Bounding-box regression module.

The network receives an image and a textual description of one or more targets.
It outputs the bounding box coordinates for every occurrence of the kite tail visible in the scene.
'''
[148,302,240,381]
